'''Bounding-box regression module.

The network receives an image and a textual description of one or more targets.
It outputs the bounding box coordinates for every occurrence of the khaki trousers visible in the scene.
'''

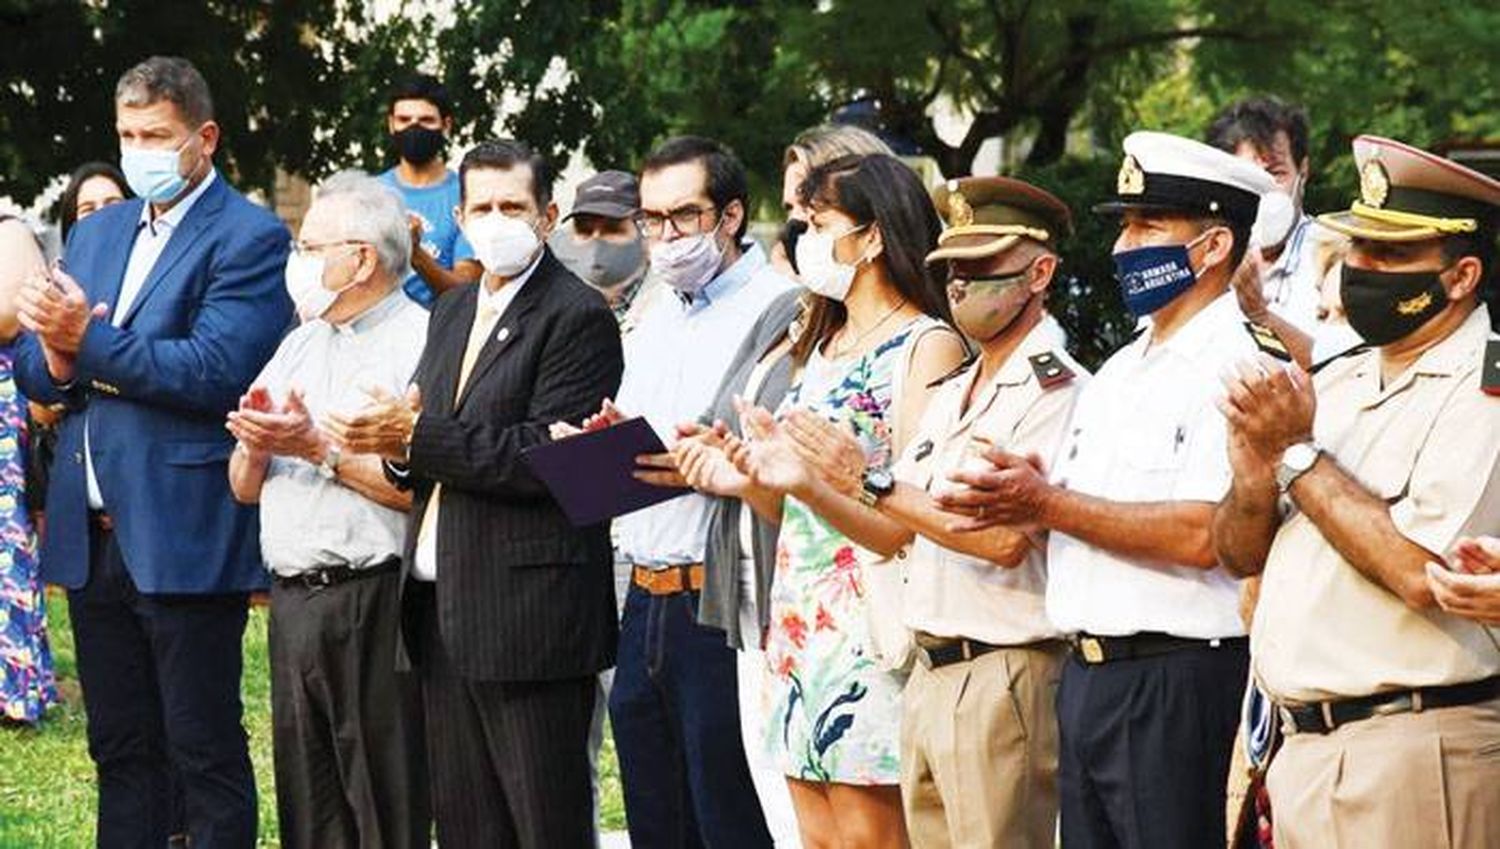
[1268,697,1500,849]
[900,642,1063,849]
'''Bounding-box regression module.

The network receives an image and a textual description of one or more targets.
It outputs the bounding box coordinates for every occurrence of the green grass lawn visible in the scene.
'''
[0,593,626,847]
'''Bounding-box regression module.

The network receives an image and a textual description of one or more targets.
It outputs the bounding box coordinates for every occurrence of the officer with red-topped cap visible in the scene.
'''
[1213,136,1500,848]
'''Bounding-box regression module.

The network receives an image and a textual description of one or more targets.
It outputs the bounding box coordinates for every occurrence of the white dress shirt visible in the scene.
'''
[614,244,795,567]
[411,256,539,581]
[1045,292,1256,640]
[254,292,428,576]
[85,170,219,509]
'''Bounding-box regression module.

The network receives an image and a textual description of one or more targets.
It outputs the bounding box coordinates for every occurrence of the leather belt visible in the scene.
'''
[89,510,114,533]
[631,563,705,596]
[1070,631,1246,665]
[1277,675,1500,736]
[274,558,400,592]
[917,634,1064,670]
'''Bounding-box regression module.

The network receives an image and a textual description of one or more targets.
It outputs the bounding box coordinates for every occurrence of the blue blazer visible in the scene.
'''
[14,173,292,593]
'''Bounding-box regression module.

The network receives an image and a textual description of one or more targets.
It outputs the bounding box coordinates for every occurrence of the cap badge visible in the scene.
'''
[1360,159,1391,209]
[1396,291,1433,316]
[948,191,975,227]
[1117,155,1145,196]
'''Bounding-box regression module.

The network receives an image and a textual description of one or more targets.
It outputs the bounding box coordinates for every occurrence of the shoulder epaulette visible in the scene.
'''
[1482,339,1500,396]
[1244,321,1292,362]
[1029,351,1075,389]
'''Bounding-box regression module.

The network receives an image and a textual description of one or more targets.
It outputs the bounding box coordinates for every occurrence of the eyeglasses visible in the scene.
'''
[291,239,366,255]
[635,205,719,238]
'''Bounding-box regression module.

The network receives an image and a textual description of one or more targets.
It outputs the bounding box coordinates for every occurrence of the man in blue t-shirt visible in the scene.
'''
[378,74,481,306]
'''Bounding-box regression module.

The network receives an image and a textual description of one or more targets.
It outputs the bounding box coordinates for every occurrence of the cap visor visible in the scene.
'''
[563,201,637,222]
[926,234,1022,263]
[1315,210,1440,242]
[1091,200,1199,217]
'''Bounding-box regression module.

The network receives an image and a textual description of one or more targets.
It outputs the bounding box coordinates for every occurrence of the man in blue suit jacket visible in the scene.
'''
[15,57,291,849]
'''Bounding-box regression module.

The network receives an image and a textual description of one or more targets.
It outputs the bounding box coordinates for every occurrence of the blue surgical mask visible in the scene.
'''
[1111,231,1210,317]
[120,135,194,204]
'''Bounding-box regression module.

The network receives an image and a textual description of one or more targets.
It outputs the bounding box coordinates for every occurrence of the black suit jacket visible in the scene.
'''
[394,250,623,682]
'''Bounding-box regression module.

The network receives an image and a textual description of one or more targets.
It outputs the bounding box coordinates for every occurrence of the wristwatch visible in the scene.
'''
[1275,442,1320,493]
[317,444,342,480]
[859,466,896,508]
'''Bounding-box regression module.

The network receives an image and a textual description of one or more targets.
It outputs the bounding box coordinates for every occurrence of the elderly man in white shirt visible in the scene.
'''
[227,172,430,849]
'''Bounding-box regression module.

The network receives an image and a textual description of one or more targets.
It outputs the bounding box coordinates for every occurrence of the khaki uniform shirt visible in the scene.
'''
[895,316,1084,646]
[1253,305,1500,703]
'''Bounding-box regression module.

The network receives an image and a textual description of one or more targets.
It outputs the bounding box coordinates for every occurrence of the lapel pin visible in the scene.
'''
[496,326,511,342]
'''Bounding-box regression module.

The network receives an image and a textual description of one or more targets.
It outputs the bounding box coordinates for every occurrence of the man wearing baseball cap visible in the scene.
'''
[938,131,1284,848]
[1214,136,1500,847]
[548,170,655,327]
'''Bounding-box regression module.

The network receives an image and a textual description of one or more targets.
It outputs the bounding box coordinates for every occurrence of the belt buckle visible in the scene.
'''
[1079,636,1105,664]
[917,646,935,671]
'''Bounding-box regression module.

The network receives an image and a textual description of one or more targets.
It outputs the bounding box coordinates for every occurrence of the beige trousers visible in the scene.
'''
[900,642,1063,849]
[1268,697,1500,849]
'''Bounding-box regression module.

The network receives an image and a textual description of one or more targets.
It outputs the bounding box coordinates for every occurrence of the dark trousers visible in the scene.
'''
[269,565,430,849]
[70,525,256,849]
[608,584,772,849]
[406,581,596,849]
[1057,640,1248,849]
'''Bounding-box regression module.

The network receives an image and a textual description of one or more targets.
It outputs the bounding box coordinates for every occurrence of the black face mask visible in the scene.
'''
[391,126,446,165]
[1339,263,1451,347]
[780,218,808,274]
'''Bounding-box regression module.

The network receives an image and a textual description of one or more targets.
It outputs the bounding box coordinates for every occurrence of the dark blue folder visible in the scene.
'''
[522,417,692,527]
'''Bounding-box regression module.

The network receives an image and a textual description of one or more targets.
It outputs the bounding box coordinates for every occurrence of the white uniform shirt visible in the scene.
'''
[1046,292,1256,639]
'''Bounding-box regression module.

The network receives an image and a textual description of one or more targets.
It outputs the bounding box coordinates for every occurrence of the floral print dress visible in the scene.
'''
[0,349,56,723]
[763,318,936,784]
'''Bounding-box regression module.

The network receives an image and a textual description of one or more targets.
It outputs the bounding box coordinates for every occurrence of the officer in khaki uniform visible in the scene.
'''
[890,177,1084,848]
[1213,135,1500,849]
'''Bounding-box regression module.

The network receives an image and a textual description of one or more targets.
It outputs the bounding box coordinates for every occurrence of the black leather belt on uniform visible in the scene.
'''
[916,634,1063,670]
[1277,675,1500,735]
[918,637,1003,670]
[274,558,399,591]
[1070,631,1247,665]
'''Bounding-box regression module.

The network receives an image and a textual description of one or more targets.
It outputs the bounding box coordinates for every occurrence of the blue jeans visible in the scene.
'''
[608,584,773,849]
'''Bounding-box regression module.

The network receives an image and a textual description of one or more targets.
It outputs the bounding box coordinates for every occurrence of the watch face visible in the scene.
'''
[866,467,896,494]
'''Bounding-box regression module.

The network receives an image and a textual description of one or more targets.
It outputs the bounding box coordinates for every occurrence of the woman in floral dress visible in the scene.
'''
[684,154,964,847]
[0,214,56,725]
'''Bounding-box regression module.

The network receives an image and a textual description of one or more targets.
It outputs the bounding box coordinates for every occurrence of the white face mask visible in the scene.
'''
[795,223,869,302]
[466,213,542,277]
[1252,188,1297,250]
[650,220,726,294]
[285,248,359,322]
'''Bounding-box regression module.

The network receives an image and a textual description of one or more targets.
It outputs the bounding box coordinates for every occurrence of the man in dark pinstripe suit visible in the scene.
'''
[329,140,624,848]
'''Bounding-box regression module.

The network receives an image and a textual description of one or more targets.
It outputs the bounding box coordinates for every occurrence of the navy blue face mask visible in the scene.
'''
[1111,231,1211,318]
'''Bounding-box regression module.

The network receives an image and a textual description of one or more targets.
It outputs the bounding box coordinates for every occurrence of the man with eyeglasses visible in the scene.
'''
[572,135,794,848]
[225,172,430,848]
[13,56,292,848]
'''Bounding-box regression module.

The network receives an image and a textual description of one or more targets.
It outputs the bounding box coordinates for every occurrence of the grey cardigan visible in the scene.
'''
[697,288,805,649]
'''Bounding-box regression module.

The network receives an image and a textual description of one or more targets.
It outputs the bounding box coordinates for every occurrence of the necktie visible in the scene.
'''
[416,297,502,574]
